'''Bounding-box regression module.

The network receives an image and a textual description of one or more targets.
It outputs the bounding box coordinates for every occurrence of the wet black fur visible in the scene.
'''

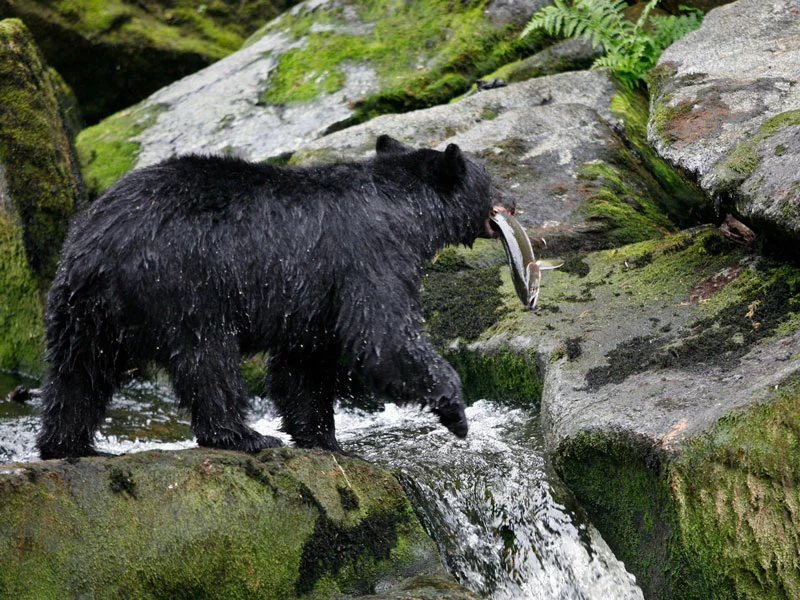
[37,135,495,459]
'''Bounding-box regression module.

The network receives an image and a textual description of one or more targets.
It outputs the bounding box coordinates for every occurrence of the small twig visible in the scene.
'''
[331,455,352,489]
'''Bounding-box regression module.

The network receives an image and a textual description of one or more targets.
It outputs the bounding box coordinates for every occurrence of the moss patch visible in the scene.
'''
[0,18,84,286]
[586,255,800,390]
[715,110,800,195]
[76,103,167,197]
[444,346,542,406]
[0,215,46,376]
[610,89,711,227]
[554,430,692,598]
[255,0,546,120]
[669,373,800,599]
[421,246,507,348]
[1,0,300,123]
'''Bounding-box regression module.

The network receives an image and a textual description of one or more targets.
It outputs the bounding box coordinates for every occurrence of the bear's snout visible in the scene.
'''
[433,402,469,439]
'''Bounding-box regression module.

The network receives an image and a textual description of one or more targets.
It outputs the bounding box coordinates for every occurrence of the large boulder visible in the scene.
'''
[0,18,85,376]
[293,68,710,254]
[0,0,302,124]
[648,0,800,252]
[74,0,550,197]
[0,448,464,598]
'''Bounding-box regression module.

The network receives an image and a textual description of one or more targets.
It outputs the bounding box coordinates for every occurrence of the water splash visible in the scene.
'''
[1,376,642,600]
[331,402,643,600]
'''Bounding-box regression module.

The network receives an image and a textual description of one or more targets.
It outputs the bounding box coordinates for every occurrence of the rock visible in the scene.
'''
[0,448,456,598]
[418,225,800,599]
[659,0,736,13]
[293,69,709,254]
[479,38,602,85]
[648,0,800,252]
[74,0,547,197]
[0,0,302,124]
[0,18,85,376]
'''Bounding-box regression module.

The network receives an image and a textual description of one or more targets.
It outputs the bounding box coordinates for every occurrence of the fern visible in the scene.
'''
[521,0,703,90]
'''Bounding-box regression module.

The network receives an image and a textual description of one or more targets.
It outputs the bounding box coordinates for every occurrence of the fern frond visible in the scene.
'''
[521,0,705,89]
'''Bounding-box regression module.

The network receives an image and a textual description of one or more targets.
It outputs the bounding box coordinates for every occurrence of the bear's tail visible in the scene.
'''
[37,271,121,459]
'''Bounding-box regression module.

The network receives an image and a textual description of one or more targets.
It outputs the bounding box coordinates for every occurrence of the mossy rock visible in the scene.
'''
[418,223,800,598]
[75,0,547,197]
[0,18,85,376]
[0,0,301,124]
[557,375,800,600]
[647,0,800,254]
[0,448,449,598]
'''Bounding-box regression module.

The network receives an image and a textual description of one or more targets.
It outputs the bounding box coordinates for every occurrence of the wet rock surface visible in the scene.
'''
[649,0,800,247]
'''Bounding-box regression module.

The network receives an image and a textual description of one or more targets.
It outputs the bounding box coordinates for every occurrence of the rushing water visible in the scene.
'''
[1,375,642,600]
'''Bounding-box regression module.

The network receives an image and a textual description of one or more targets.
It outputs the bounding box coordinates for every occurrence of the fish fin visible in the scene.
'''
[536,260,564,271]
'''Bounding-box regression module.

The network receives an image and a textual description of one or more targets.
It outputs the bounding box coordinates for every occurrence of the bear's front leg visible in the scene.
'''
[336,278,469,439]
[167,336,283,453]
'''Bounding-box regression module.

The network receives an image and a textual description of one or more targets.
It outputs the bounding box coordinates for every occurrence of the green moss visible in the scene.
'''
[8,0,290,62]
[444,346,542,405]
[555,430,692,598]
[584,236,800,389]
[758,110,800,137]
[0,215,46,376]
[76,103,168,197]
[610,90,711,227]
[670,373,800,599]
[258,0,546,117]
[716,109,800,193]
[421,246,507,347]
[577,159,677,247]
[650,95,694,148]
[240,354,268,397]
[0,19,84,287]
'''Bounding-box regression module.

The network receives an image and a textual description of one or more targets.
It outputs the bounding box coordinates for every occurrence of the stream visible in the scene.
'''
[1,374,643,600]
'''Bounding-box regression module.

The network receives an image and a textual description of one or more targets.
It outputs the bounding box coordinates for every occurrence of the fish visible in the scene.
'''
[489,207,562,310]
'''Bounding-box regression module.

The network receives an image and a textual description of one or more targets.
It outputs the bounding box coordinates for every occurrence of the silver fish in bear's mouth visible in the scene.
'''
[489,207,562,310]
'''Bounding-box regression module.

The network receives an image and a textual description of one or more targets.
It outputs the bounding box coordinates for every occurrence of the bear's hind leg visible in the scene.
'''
[37,369,115,459]
[267,352,344,453]
[37,293,118,460]
[167,336,282,452]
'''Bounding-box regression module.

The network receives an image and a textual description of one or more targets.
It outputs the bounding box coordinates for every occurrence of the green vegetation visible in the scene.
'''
[0,19,84,286]
[0,216,46,377]
[521,0,703,89]
[76,103,167,197]
[0,18,85,375]
[257,0,546,119]
[671,374,800,598]
[716,110,800,189]
[421,246,507,348]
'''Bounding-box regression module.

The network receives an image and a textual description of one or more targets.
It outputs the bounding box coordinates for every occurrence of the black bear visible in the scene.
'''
[37,135,497,459]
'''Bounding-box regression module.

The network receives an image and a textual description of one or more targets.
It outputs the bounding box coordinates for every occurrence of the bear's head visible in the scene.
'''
[375,135,503,247]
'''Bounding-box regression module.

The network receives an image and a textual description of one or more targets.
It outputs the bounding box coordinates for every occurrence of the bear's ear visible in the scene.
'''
[376,135,411,155]
[438,143,467,187]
